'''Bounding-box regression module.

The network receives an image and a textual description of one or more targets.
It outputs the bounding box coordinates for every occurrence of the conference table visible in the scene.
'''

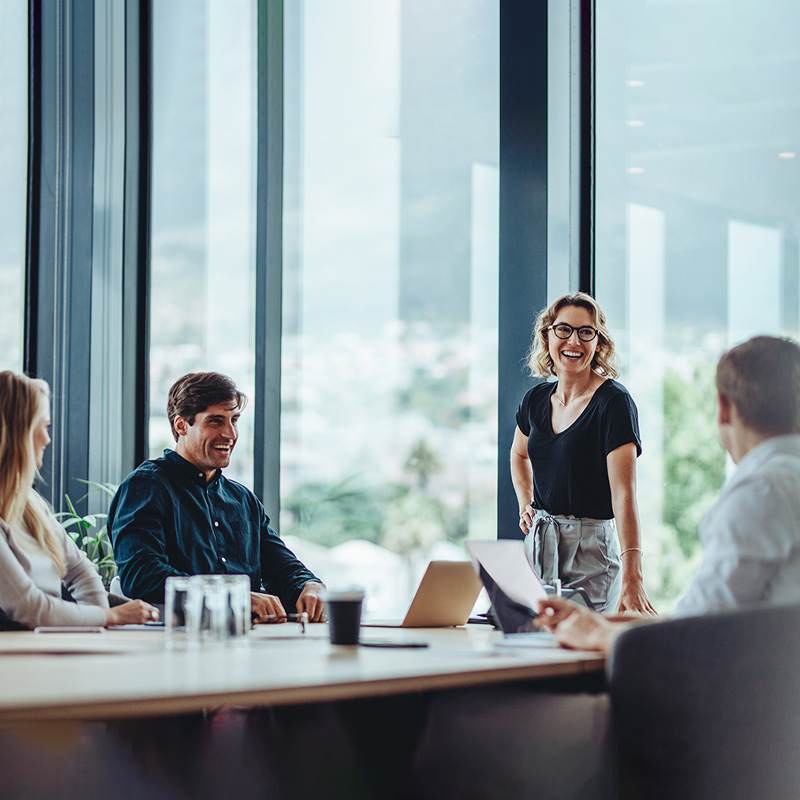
[0,624,612,799]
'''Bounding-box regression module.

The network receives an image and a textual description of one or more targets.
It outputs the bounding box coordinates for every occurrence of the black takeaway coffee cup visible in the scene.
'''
[324,587,366,645]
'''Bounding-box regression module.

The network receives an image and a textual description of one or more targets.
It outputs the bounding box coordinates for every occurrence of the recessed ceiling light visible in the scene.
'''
[626,79,645,87]
[626,120,645,127]
[778,152,796,159]
[627,167,645,174]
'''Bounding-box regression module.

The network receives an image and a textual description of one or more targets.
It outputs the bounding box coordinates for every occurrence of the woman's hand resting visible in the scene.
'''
[102,599,159,627]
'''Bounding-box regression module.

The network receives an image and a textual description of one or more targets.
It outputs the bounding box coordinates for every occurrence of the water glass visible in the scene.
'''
[219,574,251,641]
[165,576,195,648]
[166,574,251,647]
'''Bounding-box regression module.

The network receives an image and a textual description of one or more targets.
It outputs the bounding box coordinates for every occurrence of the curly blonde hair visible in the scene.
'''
[526,293,619,379]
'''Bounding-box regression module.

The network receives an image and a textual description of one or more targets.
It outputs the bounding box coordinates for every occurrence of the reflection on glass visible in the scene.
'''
[595,0,800,610]
[149,0,256,486]
[0,1,27,371]
[281,1,499,617]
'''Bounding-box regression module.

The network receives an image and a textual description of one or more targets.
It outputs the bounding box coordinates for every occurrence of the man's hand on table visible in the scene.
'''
[250,582,325,623]
[250,591,288,622]
[296,581,325,622]
[535,596,625,654]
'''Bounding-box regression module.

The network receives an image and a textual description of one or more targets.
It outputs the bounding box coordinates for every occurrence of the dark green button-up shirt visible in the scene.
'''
[109,450,320,605]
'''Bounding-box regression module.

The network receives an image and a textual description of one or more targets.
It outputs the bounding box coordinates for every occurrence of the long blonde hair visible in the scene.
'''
[526,293,619,379]
[0,371,66,576]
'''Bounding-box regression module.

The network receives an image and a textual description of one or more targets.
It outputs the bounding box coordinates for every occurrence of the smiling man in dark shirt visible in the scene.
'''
[109,372,325,621]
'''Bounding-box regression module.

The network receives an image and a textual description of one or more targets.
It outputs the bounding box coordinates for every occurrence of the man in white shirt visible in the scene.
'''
[538,335,800,652]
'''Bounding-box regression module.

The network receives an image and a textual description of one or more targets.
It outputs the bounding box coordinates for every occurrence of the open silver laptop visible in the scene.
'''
[363,560,483,628]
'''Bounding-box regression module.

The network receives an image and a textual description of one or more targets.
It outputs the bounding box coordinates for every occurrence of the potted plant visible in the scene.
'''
[56,481,118,588]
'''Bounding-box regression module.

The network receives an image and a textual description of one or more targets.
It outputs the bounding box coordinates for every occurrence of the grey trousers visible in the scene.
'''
[524,508,621,613]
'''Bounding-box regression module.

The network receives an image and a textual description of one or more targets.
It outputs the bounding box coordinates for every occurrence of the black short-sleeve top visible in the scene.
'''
[515,379,641,520]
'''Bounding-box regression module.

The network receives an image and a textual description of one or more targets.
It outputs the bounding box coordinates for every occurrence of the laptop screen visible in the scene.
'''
[476,564,538,634]
[466,540,549,635]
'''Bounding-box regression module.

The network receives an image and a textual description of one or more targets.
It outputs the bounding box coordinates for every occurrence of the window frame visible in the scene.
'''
[23,0,561,536]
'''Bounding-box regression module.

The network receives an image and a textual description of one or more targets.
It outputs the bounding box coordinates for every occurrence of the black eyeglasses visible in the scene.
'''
[548,324,598,342]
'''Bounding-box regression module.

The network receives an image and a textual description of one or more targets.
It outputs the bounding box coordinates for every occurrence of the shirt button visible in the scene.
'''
[221,557,227,563]
[199,473,203,478]
[214,521,219,527]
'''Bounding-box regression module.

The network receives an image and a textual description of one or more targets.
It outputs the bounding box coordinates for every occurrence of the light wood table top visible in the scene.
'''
[0,624,604,722]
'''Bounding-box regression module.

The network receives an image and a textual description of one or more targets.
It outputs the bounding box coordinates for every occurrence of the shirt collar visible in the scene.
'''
[734,434,800,477]
[162,449,221,488]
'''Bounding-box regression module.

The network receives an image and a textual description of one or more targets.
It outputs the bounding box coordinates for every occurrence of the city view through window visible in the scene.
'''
[279,2,499,616]
[144,0,800,616]
[596,0,800,610]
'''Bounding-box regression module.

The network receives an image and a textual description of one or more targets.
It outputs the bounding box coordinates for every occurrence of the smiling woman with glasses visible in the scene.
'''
[509,293,655,615]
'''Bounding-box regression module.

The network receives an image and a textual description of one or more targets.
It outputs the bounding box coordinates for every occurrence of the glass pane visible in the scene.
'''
[0,1,28,371]
[149,0,257,486]
[595,0,800,610]
[282,1,500,618]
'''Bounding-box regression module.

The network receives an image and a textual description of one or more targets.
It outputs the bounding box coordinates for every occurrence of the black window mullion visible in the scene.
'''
[497,0,549,540]
[122,0,152,473]
[25,0,95,515]
[254,0,284,516]
[578,0,595,296]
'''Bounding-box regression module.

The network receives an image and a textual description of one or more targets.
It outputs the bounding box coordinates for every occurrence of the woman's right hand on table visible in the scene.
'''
[103,599,159,627]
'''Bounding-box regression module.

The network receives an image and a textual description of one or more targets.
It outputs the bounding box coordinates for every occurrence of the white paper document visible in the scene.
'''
[465,539,548,610]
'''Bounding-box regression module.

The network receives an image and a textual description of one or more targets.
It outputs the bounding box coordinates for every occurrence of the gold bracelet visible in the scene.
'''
[620,547,643,557]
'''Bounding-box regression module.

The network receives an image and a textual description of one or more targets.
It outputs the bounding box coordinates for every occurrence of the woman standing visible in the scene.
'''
[0,371,158,629]
[510,294,655,614]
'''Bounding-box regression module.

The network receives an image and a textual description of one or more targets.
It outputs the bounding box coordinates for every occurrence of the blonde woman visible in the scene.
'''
[0,371,158,629]
[510,293,655,614]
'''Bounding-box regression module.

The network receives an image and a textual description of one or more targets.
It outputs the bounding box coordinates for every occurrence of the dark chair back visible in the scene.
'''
[607,603,800,800]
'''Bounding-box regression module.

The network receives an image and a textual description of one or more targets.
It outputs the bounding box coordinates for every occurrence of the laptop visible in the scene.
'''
[362,560,483,628]
[466,540,557,644]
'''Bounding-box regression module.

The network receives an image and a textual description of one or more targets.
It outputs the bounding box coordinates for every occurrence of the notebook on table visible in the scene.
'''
[362,560,483,628]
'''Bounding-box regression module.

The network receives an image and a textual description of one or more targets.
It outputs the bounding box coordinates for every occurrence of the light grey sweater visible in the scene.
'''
[0,516,108,628]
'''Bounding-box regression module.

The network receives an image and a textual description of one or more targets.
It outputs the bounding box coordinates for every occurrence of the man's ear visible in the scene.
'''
[174,415,189,437]
[717,393,733,426]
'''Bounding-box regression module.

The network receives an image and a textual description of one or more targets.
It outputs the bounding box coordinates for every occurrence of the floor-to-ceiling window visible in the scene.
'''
[148,0,258,487]
[18,0,800,613]
[0,1,28,372]
[595,0,800,610]
[281,1,500,616]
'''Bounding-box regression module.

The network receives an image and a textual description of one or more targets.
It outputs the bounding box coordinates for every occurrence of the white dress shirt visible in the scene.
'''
[674,435,800,617]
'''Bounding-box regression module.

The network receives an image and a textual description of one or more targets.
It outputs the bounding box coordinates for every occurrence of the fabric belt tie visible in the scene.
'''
[531,512,559,585]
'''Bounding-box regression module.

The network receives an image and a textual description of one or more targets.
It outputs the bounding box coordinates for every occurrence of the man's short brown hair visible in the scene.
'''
[716,336,800,435]
[167,372,247,441]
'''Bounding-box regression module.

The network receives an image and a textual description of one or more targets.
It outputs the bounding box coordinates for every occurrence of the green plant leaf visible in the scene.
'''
[56,515,84,528]
[75,479,119,502]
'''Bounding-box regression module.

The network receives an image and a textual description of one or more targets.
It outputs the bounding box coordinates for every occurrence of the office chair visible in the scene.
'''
[607,602,800,800]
